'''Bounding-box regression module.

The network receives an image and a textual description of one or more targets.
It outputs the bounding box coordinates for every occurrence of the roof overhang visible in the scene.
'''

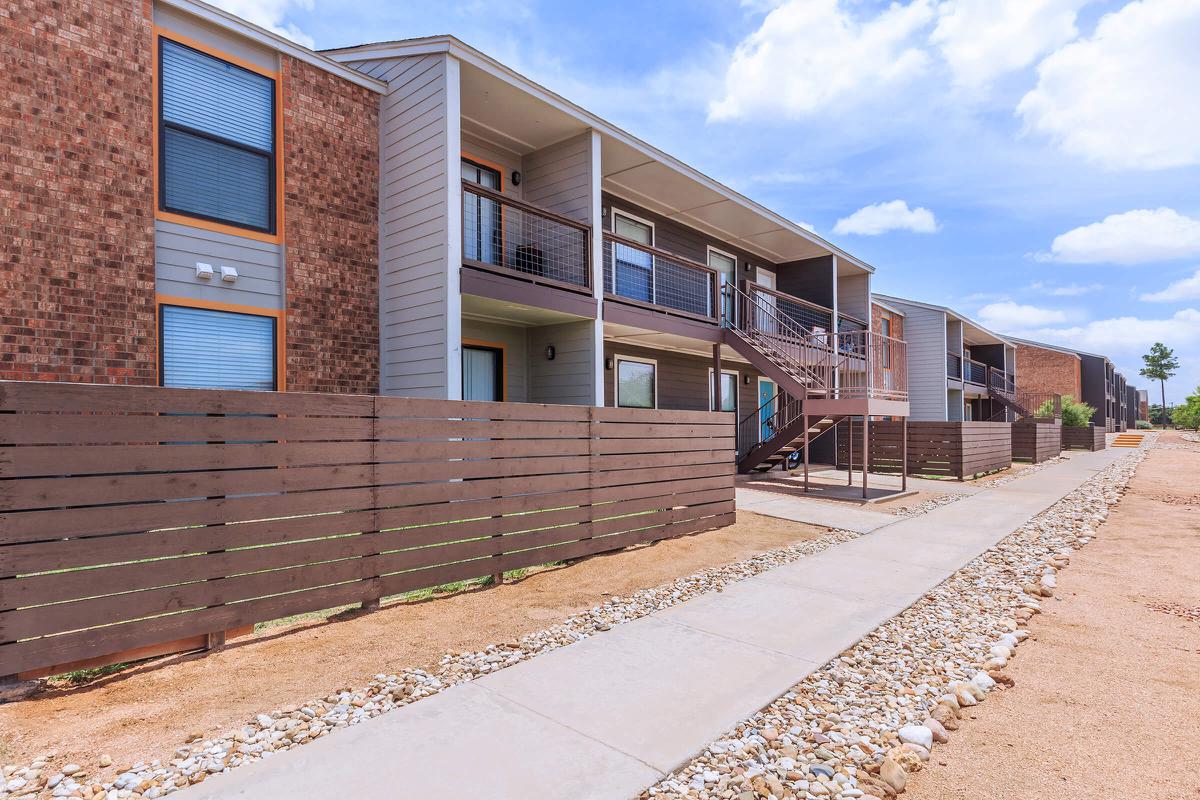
[874,294,1015,347]
[325,35,874,272]
[159,0,387,92]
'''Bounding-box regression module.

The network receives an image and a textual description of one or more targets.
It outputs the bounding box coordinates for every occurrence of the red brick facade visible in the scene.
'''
[1016,343,1081,400]
[1,0,158,384]
[282,57,380,394]
[872,302,904,341]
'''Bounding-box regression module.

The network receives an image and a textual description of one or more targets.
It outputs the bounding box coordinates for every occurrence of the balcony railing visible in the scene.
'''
[728,282,907,402]
[462,181,591,291]
[964,357,988,385]
[602,233,720,321]
[947,351,962,380]
[744,282,834,334]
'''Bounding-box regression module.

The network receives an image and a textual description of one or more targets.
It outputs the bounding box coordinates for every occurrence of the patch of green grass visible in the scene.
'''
[52,661,131,685]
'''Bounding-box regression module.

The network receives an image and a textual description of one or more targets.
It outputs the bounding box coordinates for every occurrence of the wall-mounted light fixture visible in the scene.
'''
[744,262,754,273]
[743,374,752,385]
[511,170,522,186]
[605,357,614,370]
[195,262,214,280]
[545,345,556,361]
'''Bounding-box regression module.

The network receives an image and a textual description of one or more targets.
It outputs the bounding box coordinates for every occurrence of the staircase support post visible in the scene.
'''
[847,418,854,486]
[901,416,908,492]
[711,343,722,413]
[802,413,810,493]
[862,415,869,499]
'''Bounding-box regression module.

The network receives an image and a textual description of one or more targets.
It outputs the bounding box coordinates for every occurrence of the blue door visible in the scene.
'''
[758,378,776,441]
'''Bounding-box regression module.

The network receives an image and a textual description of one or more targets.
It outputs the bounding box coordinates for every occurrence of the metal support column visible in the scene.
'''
[862,415,870,498]
[712,343,722,411]
[847,418,854,485]
[802,413,810,493]
[901,416,908,492]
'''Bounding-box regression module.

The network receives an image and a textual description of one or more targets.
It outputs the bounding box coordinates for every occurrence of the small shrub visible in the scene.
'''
[1034,395,1095,427]
[1136,419,1152,429]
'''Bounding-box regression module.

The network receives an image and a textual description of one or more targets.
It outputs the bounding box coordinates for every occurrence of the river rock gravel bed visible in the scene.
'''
[2,527,868,799]
[640,449,1143,800]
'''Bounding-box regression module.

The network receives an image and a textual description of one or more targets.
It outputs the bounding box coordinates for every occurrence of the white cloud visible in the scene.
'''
[209,0,315,48]
[1010,309,1200,402]
[1025,281,1103,296]
[1016,0,1200,170]
[709,0,935,120]
[977,301,1069,329]
[931,0,1089,89]
[833,200,938,236]
[1039,208,1200,264]
[1140,268,1200,302]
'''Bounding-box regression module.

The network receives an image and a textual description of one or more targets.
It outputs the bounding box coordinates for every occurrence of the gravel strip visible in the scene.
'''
[639,449,1143,800]
[4,527,868,799]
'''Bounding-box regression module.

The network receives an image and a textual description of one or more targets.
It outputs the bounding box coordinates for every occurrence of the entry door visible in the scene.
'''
[709,249,737,321]
[462,159,502,265]
[758,378,776,441]
[462,345,503,401]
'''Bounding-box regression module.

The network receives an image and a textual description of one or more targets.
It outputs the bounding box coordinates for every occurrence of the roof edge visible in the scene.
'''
[326,36,875,274]
[160,0,388,92]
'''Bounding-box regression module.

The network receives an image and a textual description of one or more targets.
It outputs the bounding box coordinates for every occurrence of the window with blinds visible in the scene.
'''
[159,38,276,233]
[161,305,277,391]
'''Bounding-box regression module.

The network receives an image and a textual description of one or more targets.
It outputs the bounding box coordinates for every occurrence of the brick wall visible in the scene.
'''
[1,0,157,384]
[282,56,380,395]
[872,302,904,341]
[1016,344,1081,399]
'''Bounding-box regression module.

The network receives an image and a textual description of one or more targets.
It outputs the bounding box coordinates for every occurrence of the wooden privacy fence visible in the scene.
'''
[1012,420,1062,462]
[837,421,1012,480]
[0,382,735,679]
[1061,425,1106,451]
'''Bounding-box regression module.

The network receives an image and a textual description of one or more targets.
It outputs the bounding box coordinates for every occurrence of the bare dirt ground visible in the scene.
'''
[905,432,1200,800]
[0,511,822,772]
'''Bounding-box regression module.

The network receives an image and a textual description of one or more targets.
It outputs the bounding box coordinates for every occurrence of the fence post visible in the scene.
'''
[360,395,383,610]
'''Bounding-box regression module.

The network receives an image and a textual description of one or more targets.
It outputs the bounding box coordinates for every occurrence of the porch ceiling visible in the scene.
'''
[460,62,589,155]
[462,293,588,327]
[604,321,749,364]
[601,137,831,266]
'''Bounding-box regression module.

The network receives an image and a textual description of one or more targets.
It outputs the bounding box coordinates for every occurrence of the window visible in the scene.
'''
[160,305,277,390]
[708,248,736,320]
[462,344,504,401]
[880,315,892,368]
[462,158,502,265]
[612,212,654,302]
[709,370,738,413]
[616,358,655,409]
[159,38,276,233]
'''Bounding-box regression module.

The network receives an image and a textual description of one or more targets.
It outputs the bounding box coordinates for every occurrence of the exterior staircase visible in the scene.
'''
[986,368,1031,419]
[1112,432,1144,448]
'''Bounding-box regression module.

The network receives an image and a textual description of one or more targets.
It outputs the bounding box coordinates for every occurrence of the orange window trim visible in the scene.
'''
[152,26,285,245]
[156,294,287,391]
[461,152,506,191]
[462,337,508,401]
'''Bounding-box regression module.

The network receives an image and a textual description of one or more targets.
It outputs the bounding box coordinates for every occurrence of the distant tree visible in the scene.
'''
[1139,343,1180,429]
[1035,394,1095,427]
[1171,386,1200,431]
[1148,403,1168,425]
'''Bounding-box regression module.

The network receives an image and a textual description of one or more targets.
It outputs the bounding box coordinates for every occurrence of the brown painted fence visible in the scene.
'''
[837,421,1012,480]
[1012,420,1062,462]
[1061,425,1106,451]
[0,382,735,679]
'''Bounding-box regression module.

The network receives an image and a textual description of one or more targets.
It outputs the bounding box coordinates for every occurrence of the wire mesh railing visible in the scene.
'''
[462,181,591,290]
[602,233,720,321]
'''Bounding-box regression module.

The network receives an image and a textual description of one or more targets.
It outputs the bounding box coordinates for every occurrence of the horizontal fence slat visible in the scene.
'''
[0,381,736,677]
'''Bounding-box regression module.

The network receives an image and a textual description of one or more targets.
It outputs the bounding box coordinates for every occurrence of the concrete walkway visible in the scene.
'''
[736,486,898,532]
[185,447,1129,800]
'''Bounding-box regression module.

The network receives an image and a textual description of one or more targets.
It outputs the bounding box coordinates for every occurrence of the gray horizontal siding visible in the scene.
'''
[529,321,596,406]
[523,132,592,223]
[155,220,283,310]
[352,53,453,398]
[888,301,948,421]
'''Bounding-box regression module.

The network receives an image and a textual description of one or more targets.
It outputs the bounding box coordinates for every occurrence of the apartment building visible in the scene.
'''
[5,0,908,473]
[873,295,1016,422]
[1009,337,1131,431]
[2,0,384,394]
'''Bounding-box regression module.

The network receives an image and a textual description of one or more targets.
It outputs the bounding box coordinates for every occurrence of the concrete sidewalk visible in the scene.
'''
[736,486,898,532]
[185,447,1129,800]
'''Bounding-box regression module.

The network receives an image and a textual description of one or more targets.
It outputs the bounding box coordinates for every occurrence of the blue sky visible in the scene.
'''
[225,0,1199,402]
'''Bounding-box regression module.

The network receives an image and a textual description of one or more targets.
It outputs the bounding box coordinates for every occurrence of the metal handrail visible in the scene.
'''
[462,181,591,289]
[602,232,720,321]
[947,351,962,379]
[737,389,803,459]
[964,357,988,385]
